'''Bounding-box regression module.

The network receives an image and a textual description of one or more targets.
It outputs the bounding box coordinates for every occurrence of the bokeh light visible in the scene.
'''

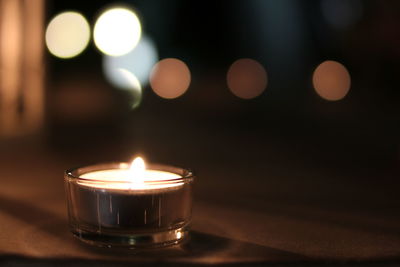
[93,7,141,56]
[321,0,363,30]
[103,35,157,87]
[45,11,90,59]
[227,58,267,99]
[102,68,142,109]
[150,58,191,99]
[312,60,351,101]
[118,68,142,109]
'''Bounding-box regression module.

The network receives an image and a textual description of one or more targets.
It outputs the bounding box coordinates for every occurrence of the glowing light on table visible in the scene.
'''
[150,58,191,99]
[312,60,351,101]
[45,11,90,59]
[103,35,158,87]
[79,157,183,190]
[94,7,142,56]
[227,58,267,99]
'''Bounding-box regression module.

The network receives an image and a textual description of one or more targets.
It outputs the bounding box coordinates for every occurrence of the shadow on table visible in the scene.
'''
[0,193,68,237]
[0,193,309,264]
[77,230,310,263]
[2,193,400,266]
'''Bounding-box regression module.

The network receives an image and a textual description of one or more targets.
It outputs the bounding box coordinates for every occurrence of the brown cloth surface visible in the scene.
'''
[0,129,399,266]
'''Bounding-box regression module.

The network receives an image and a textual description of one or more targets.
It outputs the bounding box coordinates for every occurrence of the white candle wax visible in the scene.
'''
[79,169,183,190]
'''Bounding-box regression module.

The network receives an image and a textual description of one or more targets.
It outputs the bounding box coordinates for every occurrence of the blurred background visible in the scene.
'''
[1,0,400,205]
[0,0,400,261]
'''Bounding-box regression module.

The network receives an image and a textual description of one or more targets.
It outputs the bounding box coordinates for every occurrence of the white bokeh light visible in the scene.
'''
[115,68,142,109]
[103,35,158,87]
[93,7,142,56]
[45,11,90,59]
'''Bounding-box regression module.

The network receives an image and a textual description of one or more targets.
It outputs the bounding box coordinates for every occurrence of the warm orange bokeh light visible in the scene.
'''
[227,58,267,99]
[150,58,191,99]
[312,60,351,101]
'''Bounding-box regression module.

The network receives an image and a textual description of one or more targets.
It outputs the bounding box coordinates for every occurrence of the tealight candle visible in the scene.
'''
[64,157,194,248]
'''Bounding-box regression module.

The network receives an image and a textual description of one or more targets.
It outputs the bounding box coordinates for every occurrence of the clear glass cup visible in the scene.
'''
[64,162,194,248]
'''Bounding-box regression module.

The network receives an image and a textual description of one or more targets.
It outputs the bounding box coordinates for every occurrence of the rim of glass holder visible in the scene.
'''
[65,162,194,186]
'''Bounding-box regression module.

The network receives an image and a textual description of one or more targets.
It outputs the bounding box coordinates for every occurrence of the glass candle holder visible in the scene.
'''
[64,162,194,248]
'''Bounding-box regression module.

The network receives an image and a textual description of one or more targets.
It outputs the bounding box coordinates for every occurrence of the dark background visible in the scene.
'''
[1,0,400,265]
[45,0,400,169]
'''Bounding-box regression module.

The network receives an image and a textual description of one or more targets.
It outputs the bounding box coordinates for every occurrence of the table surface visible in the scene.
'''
[0,118,399,266]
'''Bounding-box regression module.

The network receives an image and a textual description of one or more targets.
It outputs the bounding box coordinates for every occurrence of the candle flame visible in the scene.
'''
[130,157,145,183]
